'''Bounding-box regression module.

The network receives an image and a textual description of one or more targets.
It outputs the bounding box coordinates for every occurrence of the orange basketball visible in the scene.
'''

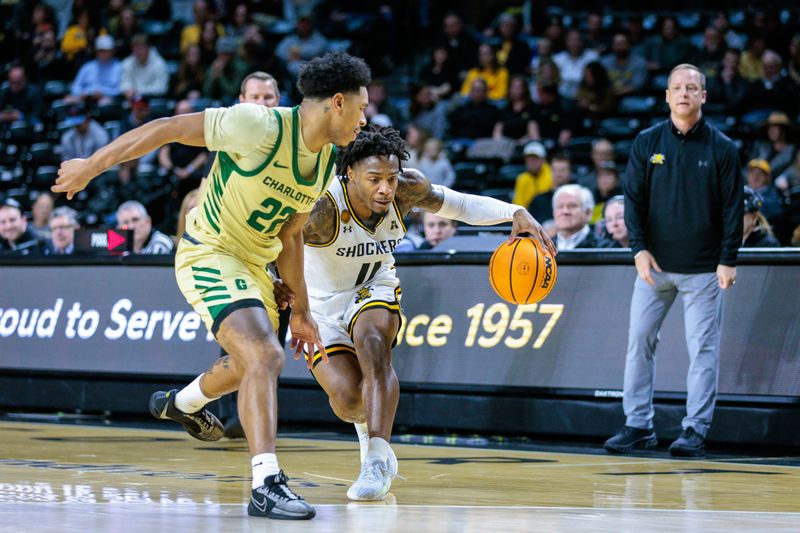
[489,238,557,305]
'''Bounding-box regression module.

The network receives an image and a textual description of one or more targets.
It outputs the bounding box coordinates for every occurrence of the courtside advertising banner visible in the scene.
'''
[0,263,798,397]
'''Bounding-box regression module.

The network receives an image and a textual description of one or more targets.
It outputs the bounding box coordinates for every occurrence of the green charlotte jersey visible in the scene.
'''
[187,103,337,265]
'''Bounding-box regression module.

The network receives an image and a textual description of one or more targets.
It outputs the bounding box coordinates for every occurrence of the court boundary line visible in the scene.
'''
[3,502,799,515]
[4,420,799,472]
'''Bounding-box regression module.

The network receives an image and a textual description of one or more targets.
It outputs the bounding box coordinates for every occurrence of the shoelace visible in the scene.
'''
[361,460,406,483]
[266,471,303,501]
[187,411,214,432]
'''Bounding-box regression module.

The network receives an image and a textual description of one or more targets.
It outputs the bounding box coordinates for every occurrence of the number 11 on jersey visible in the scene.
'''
[356,261,382,286]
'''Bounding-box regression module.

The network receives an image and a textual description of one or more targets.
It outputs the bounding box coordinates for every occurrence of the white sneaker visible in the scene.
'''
[386,445,398,477]
[347,456,393,501]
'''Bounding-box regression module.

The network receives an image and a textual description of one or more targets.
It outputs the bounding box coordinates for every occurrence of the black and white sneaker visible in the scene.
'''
[248,471,316,520]
[149,389,224,442]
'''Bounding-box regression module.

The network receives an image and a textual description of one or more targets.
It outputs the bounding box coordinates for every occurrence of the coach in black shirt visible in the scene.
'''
[604,64,743,458]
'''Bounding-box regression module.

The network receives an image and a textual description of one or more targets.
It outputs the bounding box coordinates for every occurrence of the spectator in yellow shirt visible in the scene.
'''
[738,35,765,81]
[512,141,552,207]
[61,10,106,62]
[180,0,225,53]
[460,43,510,101]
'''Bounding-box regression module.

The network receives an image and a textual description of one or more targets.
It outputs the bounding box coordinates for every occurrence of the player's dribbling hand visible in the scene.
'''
[635,250,662,287]
[289,309,329,369]
[510,209,557,257]
[273,279,296,310]
[51,158,99,200]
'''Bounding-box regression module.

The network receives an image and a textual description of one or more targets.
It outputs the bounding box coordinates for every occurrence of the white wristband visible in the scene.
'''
[434,185,520,225]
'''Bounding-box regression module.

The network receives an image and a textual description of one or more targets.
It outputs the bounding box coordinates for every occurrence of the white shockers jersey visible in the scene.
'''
[305,177,407,298]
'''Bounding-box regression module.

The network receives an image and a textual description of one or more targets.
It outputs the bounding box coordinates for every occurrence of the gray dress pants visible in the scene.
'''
[623,271,723,437]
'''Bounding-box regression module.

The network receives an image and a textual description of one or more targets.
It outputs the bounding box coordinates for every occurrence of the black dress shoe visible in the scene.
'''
[603,425,658,454]
[669,427,706,457]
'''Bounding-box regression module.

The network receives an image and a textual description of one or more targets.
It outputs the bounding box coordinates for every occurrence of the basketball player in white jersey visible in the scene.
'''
[278,127,556,500]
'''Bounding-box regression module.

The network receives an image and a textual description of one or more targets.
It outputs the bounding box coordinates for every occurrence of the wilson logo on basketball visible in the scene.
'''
[541,256,553,289]
[517,262,530,275]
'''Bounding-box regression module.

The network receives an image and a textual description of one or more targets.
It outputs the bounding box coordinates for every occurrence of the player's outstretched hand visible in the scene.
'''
[510,209,557,257]
[51,158,99,200]
[289,310,328,369]
[273,279,296,310]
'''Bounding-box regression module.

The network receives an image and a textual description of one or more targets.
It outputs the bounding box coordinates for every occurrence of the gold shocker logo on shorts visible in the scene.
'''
[355,286,372,304]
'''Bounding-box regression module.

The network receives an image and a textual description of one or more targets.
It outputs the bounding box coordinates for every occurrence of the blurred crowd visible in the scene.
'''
[1,1,800,256]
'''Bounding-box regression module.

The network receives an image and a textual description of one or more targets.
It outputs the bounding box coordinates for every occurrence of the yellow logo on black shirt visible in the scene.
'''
[650,153,666,165]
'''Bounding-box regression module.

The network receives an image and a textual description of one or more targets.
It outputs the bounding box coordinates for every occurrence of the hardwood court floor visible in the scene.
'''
[0,421,798,532]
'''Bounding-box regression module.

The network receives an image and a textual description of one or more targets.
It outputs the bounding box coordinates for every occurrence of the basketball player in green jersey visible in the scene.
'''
[51,52,372,520]
[276,128,556,500]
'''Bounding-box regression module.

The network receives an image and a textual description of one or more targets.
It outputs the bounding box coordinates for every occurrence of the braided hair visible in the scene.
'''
[336,126,409,181]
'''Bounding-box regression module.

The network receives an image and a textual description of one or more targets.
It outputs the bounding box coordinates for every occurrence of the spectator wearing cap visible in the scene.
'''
[0,65,43,126]
[748,112,797,178]
[69,35,122,102]
[512,141,552,207]
[47,206,80,255]
[116,201,174,255]
[275,15,330,79]
[552,184,599,250]
[0,199,47,256]
[745,159,783,224]
[58,104,110,160]
[742,186,780,248]
[591,160,622,224]
[203,36,248,102]
[120,34,169,100]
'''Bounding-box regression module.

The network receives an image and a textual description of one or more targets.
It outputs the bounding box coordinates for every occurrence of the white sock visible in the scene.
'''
[174,374,218,413]
[366,436,390,463]
[355,422,369,463]
[251,453,280,489]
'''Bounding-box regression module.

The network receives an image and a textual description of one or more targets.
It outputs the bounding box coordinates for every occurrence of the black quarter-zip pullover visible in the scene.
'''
[623,117,743,273]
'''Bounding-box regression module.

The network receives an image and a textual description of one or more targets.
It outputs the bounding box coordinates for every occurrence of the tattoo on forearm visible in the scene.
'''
[303,195,337,245]
[397,170,443,215]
